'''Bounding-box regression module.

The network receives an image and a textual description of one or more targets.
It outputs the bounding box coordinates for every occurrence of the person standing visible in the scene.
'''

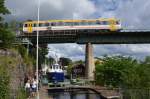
[31,78,37,97]
[25,80,31,99]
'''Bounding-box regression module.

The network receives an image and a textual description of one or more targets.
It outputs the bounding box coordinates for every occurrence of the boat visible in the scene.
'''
[47,63,64,83]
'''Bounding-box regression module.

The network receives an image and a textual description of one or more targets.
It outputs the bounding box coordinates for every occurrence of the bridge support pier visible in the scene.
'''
[85,42,95,81]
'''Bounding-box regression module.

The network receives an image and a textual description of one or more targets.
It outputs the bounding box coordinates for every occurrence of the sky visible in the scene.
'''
[4,0,150,61]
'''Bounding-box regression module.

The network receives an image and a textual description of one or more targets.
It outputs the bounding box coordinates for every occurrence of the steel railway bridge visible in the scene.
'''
[17,29,150,44]
[16,29,150,80]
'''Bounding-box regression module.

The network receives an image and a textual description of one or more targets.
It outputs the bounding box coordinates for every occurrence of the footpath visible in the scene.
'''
[31,86,52,99]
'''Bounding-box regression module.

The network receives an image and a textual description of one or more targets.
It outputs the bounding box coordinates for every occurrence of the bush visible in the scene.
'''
[16,87,27,99]
[95,56,150,88]
[0,65,10,99]
[0,29,15,48]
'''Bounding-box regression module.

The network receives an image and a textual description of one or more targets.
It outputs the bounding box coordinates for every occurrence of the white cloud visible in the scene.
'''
[94,44,150,60]
[114,0,150,29]
[5,0,96,20]
[47,44,85,61]
[5,0,150,60]
[47,44,150,61]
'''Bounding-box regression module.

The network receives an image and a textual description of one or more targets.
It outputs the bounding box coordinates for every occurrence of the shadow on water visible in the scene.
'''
[48,89,106,99]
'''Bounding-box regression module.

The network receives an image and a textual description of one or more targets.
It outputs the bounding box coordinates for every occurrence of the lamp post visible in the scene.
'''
[36,0,40,98]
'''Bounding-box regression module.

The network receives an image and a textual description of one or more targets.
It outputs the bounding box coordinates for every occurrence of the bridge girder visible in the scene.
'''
[18,31,150,44]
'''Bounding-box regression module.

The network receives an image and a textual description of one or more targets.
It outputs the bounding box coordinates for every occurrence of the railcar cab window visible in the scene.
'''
[24,24,27,27]
[28,24,32,27]
[116,21,119,24]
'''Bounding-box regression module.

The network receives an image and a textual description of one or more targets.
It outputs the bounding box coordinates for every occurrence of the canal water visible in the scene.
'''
[49,91,102,99]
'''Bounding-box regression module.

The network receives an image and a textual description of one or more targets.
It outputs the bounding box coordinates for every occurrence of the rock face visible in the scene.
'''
[0,49,25,98]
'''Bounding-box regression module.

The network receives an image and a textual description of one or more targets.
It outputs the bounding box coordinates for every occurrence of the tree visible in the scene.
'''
[74,60,84,65]
[0,0,15,48]
[0,29,15,48]
[48,56,55,65]
[30,47,48,69]
[0,0,10,27]
[95,56,148,88]
[59,57,72,66]
[0,0,10,21]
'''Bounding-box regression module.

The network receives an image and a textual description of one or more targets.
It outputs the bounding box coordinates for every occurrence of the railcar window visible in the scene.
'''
[96,20,101,25]
[39,23,46,27]
[65,22,72,26]
[57,22,64,26]
[45,23,49,26]
[116,21,119,24]
[102,21,108,25]
[85,22,89,25]
[74,22,79,26]
[88,21,96,25]
[51,23,56,26]
[42,23,46,26]
[33,23,37,27]
[78,22,82,25]
[81,21,88,25]
[49,23,51,26]
[70,22,74,26]
[39,23,42,27]
[88,22,91,25]
[24,24,27,27]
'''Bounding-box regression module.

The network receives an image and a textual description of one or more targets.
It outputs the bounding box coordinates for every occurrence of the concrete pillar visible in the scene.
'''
[85,42,95,80]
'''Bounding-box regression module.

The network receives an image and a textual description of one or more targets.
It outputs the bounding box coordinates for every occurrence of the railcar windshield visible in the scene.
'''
[24,24,28,27]
[116,21,120,24]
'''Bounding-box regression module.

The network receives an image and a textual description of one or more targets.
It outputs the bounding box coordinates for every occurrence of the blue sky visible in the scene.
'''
[5,0,150,61]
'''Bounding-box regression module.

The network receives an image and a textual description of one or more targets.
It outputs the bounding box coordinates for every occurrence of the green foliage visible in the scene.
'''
[15,45,27,58]
[95,56,150,89]
[0,0,10,23]
[0,54,23,99]
[0,65,10,99]
[74,60,84,64]
[67,64,73,76]
[0,0,10,14]
[30,47,48,68]
[60,57,72,66]
[47,56,55,65]
[8,20,21,31]
[0,28,15,48]
[14,45,35,74]
[16,87,27,99]
[39,48,48,66]
[0,0,14,48]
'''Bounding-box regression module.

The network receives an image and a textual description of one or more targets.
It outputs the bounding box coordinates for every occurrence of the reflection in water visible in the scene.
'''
[49,91,101,99]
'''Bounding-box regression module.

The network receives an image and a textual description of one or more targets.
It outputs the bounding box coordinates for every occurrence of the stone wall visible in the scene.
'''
[0,49,25,98]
